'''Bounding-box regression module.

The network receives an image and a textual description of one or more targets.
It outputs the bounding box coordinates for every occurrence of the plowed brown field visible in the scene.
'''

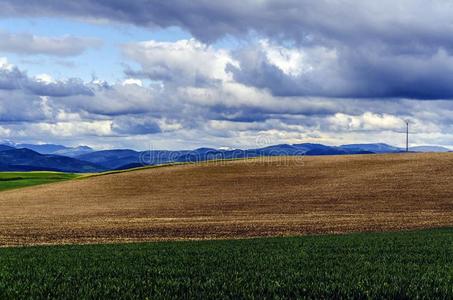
[1,153,453,246]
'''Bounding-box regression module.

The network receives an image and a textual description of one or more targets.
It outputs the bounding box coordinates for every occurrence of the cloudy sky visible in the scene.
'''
[1,0,453,150]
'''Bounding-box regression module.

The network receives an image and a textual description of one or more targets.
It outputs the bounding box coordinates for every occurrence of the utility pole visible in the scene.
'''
[405,120,409,152]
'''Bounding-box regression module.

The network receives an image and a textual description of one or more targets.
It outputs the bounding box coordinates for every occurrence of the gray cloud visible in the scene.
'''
[111,116,161,135]
[0,30,101,57]
[1,0,453,47]
[122,39,231,88]
[0,64,93,97]
[0,89,48,122]
[56,82,158,116]
[229,42,453,99]
[3,1,453,100]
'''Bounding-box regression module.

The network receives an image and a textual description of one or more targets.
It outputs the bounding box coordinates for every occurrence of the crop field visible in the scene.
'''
[0,153,453,246]
[0,228,452,298]
[0,172,79,192]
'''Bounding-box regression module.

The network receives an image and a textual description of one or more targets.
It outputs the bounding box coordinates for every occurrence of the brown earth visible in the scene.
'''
[1,153,453,246]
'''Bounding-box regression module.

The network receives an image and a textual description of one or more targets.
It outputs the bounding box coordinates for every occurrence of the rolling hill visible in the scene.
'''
[0,144,15,151]
[76,143,379,170]
[1,142,94,157]
[409,145,451,152]
[339,143,402,153]
[76,149,141,169]
[0,148,105,173]
[0,152,452,246]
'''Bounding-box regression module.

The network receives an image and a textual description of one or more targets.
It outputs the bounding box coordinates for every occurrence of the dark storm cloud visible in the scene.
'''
[0,65,94,97]
[1,0,453,47]
[0,0,247,42]
[228,45,453,100]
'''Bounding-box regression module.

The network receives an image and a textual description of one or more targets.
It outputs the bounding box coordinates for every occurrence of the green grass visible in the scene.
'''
[0,229,452,299]
[0,172,80,191]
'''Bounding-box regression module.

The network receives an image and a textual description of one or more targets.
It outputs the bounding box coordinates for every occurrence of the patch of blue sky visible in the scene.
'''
[0,17,194,82]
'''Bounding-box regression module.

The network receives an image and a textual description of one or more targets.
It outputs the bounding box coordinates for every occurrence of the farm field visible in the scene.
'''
[0,228,452,298]
[0,172,80,192]
[0,153,453,246]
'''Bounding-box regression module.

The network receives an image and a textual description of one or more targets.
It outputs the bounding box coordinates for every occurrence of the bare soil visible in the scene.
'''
[1,153,453,246]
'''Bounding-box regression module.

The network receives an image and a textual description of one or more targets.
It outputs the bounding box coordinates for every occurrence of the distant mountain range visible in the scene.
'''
[409,146,451,153]
[0,141,450,173]
[0,148,104,173]
[339,143,402,153]
[1,141,94,157]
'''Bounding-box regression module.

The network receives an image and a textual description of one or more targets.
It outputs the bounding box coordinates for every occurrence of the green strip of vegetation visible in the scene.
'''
[0,172,80,192]
[0,228,452,298]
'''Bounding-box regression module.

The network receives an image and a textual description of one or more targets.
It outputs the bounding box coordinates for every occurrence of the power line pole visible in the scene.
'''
[405,120,409,152]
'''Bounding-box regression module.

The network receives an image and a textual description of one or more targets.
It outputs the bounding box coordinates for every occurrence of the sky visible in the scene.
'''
[1,0,453,150]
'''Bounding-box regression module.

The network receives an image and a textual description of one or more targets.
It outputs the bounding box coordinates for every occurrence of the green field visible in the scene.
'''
[0,172,80,191]
[0,229,452,299]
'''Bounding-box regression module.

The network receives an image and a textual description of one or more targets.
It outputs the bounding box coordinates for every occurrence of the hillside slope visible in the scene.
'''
[0,148,105,173]
[1,153,453,246]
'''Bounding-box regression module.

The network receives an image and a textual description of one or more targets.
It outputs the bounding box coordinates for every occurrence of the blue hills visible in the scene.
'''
[0,142,450,173]
[0,148,105,173]
[339,143,402,153]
